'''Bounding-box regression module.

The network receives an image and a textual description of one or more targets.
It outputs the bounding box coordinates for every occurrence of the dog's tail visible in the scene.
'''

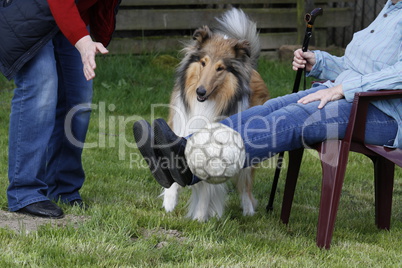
[215,8,260,69]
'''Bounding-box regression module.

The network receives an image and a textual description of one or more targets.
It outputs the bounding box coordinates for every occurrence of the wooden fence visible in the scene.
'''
[108,0,354,57]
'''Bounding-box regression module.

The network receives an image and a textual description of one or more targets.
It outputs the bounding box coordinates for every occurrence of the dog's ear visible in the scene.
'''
[193,26,212,44]
[234,40,251,60]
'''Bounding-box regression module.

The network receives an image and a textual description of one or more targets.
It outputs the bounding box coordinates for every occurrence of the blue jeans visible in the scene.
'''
[7,32,93,211]
[190,85,397,184]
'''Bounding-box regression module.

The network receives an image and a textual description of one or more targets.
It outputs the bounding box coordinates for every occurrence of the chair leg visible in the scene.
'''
[316,140,350,249]
[373,157,394,230]
[280,148,304,224]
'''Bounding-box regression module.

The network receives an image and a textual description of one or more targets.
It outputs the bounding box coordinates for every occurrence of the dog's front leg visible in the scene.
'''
[236,167,257,216]
[161,182,181,212]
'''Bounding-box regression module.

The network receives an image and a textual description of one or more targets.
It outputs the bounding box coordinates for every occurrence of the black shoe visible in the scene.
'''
[133,120,175,188]
[153,118,193,187]
[69,199,89,210]
[16,200,64,219]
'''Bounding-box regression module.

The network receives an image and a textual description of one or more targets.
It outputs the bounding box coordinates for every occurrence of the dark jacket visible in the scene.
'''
[0,0,121,80]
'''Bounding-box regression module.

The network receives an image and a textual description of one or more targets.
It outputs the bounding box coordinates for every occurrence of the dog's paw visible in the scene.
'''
[190,209,214,222]
[163,200,176,212]
[161,183,180,212]
[242,205,255,216]
[241,196,258,216]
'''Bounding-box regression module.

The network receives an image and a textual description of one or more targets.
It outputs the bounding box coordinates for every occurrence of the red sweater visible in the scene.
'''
[47,0,98,46]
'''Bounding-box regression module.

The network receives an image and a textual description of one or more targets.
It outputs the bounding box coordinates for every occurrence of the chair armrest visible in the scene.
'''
[355,89,402,100]
[345,90,402,144]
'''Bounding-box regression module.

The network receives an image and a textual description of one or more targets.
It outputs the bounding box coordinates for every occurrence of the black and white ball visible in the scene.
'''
[185,123,245,184]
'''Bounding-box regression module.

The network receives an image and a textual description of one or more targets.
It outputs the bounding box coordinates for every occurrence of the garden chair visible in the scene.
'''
[276,89,402,249]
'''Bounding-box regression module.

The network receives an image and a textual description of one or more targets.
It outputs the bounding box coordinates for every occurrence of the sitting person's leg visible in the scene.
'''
[136,86,329,186]
[149,85,335,184]
[219,85,327,132]
[221,98,397,167]
[134,88,397,187]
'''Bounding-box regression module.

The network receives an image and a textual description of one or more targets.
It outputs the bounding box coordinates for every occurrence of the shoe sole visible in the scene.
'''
[16,210,65,219]
[133,120,174,188]
[153,118,193,186]
[16,201,65,219]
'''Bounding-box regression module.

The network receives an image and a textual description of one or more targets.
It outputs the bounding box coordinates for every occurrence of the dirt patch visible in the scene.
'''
[131,228,187,249]
[0,210,89,233]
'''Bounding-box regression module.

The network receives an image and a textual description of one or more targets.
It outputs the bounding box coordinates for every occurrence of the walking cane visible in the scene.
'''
[266,8,323,211]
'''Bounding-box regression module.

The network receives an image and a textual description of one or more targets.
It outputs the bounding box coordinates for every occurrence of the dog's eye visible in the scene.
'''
[200,61,206,67]
[216,66,225,72]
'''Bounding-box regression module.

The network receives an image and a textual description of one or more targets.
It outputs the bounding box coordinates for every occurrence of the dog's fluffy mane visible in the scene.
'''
[174,8,261,117]
[181,8,260,68]
[214,8,261,68]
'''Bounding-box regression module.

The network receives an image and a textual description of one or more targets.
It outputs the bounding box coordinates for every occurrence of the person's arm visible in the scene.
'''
[297,52,402,109]
[307,50,346,81]
[47,0,109,80]
[292,49,346,81]
[47,0,89,46]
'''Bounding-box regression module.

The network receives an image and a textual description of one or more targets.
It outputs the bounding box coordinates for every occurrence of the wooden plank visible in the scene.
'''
[107,32,300,54]
[245,8,353,28]
[259,33,298,49]
[120,0,354,6]
[315,8,353,28]
[121,0,294,6]
[116,8,352,30]
[108,37,185,54]
[260,50,279,61]
[116,9,297,30]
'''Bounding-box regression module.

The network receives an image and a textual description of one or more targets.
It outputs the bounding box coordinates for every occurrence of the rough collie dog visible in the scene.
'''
[162,8,269,221]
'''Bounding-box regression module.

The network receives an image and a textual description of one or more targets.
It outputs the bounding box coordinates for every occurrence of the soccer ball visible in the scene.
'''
[184,123,246,184]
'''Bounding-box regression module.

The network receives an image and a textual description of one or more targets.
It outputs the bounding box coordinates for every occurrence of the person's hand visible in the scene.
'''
[75,35,109,80]
[292,49,316,72]
[297,84,344,109]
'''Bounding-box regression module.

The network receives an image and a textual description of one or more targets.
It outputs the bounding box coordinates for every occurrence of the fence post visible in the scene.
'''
[296,0,305,45]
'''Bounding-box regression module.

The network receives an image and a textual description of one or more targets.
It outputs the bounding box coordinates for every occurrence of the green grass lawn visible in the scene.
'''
[0,54,401,267]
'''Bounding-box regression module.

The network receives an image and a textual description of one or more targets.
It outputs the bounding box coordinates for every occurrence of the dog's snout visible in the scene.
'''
[196,86,207,97]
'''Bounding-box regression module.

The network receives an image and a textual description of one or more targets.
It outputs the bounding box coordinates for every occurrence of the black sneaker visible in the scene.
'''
[153,118,193,186]
[133,120,175,188]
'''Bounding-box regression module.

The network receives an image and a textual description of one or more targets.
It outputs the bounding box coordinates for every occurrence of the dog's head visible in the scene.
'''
[180,26,253,104]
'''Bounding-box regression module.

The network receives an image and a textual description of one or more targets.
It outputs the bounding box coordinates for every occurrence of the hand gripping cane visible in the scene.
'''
[266,8,323,211]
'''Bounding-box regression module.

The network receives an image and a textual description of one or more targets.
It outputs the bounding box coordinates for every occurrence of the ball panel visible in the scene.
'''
[204,146,221,158]
[187,148,206,167]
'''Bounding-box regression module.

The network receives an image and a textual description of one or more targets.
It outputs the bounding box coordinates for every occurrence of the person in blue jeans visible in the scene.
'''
[133,0,401,187]
[2,0,121,218]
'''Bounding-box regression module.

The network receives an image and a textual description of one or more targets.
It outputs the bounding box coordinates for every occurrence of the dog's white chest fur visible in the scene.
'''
[172,94,221,136]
